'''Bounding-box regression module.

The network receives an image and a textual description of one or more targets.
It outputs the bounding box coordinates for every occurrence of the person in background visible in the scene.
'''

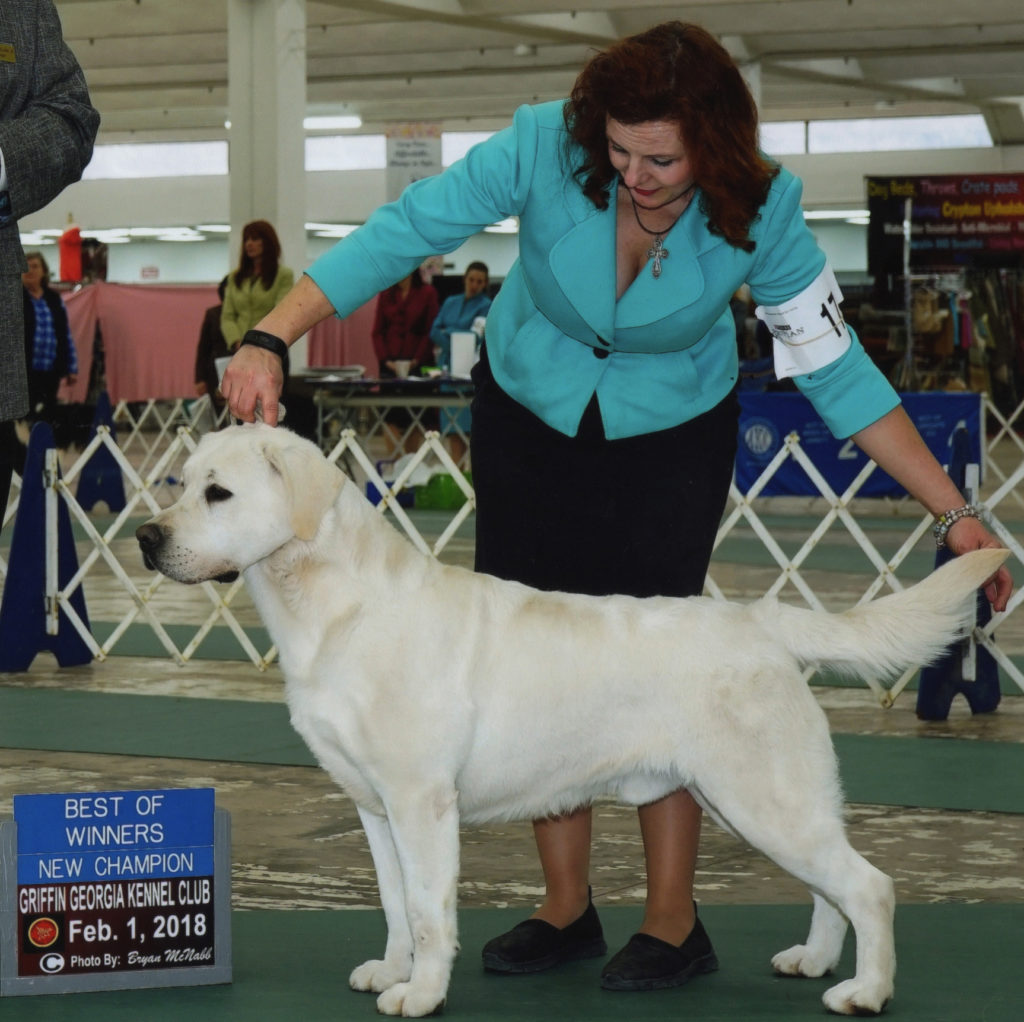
[372,270,439,379]
[430,261,491,372]
[194,276,230,422]
[221,21,1012,995]
[221,220,294,381]
[21,251,77,423]
[430,262,491,465]
[372,269,440,453]
[0,0,99,515]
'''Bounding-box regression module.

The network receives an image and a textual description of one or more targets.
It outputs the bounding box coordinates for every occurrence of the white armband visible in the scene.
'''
[755,265,852,379]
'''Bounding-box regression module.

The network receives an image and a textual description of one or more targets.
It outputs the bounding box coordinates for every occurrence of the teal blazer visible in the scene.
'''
[308,101,898,440]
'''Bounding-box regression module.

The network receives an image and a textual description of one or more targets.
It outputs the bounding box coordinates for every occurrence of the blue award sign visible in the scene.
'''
[1,788,231,995]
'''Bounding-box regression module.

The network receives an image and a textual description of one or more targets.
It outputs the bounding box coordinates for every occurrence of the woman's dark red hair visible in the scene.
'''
[564,22,778,252]
[234,219,283,289]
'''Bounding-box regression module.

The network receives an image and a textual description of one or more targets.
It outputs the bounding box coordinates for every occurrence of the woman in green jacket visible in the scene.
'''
[221,220,294,350]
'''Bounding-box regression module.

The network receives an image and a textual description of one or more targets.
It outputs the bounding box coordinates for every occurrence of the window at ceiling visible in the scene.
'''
[306,134,387,170]
[82,141,229,179]
[809,115,992,153]
[760,121,806,156]
[80,132,497,178]
[442,131,496,165]
[761,114,992,157]
[306,131,496,171]
[77,118,992,180]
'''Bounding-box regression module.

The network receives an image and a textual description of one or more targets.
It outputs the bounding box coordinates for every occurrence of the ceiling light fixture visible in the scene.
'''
[803,209,870,221]
[304,115,362,131]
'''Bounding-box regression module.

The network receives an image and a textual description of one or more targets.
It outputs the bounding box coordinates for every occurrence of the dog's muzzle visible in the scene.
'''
[135,522,240,584]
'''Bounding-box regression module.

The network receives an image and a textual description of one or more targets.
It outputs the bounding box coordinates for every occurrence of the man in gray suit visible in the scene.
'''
[0,0,99,510]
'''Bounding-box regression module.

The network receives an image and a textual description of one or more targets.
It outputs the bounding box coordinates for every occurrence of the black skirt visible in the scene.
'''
[470,349,738,598]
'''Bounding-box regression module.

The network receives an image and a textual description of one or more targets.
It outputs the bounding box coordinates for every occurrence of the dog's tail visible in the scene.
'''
[754,548,1009,681]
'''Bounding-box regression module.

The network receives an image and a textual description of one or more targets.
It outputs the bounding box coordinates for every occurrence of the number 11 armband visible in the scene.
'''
[754,265,852,379]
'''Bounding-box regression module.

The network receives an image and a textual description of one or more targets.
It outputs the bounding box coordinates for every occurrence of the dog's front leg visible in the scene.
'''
[374,787,461,1018]
[349,806,415,994]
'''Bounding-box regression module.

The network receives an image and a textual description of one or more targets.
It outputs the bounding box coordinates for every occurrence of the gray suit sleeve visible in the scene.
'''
[0,0,100,225]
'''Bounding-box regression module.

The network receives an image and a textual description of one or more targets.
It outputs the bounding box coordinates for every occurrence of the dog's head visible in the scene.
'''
[136,424,344,584]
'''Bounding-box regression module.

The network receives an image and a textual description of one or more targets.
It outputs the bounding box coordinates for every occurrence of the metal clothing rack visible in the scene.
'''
[894,198,969,390]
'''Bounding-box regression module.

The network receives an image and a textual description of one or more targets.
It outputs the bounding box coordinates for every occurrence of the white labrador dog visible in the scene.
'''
[137,424,1007,1018]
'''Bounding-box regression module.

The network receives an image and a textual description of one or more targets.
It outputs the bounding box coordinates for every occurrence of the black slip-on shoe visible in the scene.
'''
[600,916,719,992]
[482,897,607,974]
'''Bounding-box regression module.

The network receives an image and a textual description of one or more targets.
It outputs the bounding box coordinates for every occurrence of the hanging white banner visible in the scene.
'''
[386,123,442,202]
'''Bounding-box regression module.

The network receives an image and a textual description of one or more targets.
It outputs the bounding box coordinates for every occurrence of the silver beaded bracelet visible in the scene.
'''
[932,504,983,548]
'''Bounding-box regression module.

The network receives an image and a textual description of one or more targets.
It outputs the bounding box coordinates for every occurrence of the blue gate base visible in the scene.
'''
[916,427,999,720]
[0,422,92,671]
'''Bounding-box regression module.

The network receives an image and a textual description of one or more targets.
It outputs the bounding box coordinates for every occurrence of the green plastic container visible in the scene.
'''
[414,472,472,510]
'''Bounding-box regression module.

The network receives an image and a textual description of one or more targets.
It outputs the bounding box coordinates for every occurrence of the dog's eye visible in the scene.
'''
[205,484,233,504]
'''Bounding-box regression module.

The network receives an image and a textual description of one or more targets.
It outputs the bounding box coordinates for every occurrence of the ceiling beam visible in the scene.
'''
[763,59,980,106]
[981,101,1024,145]
[314,0,613,44]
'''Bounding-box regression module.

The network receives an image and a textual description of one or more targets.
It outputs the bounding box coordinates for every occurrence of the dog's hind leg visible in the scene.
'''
[373,786,461,1018]
[722,814,893,1014]
[694,746,895,1014]
[772,891,847,977]
[349,806,415,994]
[805,849,895,1017]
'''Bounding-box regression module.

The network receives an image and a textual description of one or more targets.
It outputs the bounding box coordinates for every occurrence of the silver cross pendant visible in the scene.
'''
[647,235,668,278]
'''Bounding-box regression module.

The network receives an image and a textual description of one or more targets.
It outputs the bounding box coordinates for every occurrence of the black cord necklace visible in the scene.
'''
[625,182,697,278]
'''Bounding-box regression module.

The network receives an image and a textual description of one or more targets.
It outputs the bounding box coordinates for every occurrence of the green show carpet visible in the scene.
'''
[0,688,313,767]
[1,687,1022,814]
[1,905,1020,1020]
[91,622,272,662]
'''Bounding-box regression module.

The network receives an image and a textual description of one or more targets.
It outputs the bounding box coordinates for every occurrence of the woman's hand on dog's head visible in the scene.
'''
[221,345,285,426]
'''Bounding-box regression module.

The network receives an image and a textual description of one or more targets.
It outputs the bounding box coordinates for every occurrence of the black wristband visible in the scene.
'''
[240,329,289,362]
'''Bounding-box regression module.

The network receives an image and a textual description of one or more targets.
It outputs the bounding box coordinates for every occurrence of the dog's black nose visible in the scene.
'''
[136,523,167,570]
[136,522,163,553]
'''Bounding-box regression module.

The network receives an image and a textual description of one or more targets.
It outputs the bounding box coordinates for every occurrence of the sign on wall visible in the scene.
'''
[1,788,231,996]
[386,123,442,202]
[866,173,1024,275]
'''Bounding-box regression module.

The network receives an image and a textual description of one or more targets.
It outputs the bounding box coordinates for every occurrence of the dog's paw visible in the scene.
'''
[822,977,892,1016]
[772,943,837,978]
[376,981,445,1018]
[349,958,411,993]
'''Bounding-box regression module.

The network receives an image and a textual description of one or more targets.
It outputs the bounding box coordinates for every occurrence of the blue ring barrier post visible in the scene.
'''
[75,391,126,513]
[0,422,92,671]
[916,426,1000,720]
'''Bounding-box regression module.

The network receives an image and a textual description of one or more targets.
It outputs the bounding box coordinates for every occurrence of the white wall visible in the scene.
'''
[806,222,869,276]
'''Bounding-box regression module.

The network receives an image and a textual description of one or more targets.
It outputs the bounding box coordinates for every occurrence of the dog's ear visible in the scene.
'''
[263,441,343,542]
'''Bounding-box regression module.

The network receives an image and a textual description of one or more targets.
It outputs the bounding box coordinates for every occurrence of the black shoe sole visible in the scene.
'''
[600,950,719,991]
[483,937,608,975]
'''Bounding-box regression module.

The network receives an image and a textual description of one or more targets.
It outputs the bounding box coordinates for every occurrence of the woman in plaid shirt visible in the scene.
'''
[21,251,77,422]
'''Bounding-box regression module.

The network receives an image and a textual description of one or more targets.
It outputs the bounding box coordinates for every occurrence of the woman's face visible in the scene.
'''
[606,117,695,209]
[244,235,264,260]
[463,269,488,299]
[22,257,45,290]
